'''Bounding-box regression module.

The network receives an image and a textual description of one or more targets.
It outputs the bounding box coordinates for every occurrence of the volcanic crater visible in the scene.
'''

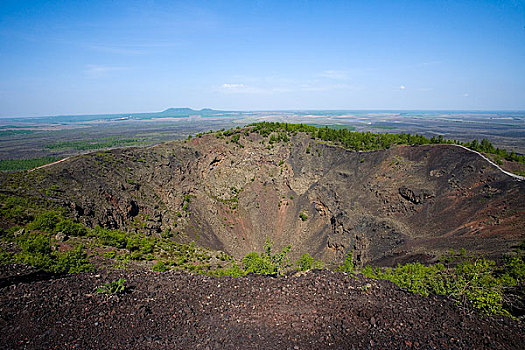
[19,127,525,267]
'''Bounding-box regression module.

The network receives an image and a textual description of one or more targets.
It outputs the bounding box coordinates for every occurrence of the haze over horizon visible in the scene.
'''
[1,0,524,117]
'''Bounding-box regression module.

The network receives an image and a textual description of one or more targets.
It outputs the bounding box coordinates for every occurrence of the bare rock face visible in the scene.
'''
[14,130,525,266]
[398,186,434,204]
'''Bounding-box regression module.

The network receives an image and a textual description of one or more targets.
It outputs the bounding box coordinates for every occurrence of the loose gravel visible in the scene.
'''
[1,265,523,349]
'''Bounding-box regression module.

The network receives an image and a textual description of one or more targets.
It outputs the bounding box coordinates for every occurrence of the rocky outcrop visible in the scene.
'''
[398,186,434,204]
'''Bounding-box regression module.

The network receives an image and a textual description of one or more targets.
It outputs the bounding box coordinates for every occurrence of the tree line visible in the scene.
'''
[249,122,524,163]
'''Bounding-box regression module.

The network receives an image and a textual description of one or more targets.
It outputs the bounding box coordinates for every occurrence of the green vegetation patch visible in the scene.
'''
[242,239,291,275]
[0,193,47,224]
[371,125,398,130]
[0,156,61,171]
[9,230,93,273]
[299,211,308,221]
[307,124,356,131]
[362,250,525,316]
[296,253,324,271]
[45,137,148,151]
[96,278,127,295]
[0,129,34,137]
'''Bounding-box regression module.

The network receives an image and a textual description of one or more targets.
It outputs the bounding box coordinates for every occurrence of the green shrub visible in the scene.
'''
[55,219,87,236]
[13,231,93,273]
[139,239,154,254]
[96,278,126,295]
[296,253,324,271]
[500,255,525,286]
[242,252,275,275]
[104,251,117,259]
[231,134,240,143]
[93,227,128,248]
[299,211,308,221]
[362,256,515,316]
[0,195,38,223]
[338,251,355,273]
[242,239,291,275]
[206,264,246,277]
[27,211,61,232]
[13,231,55,270]
[0,248,13,264]
[152,261,168,272]
[19,230,49,252]
[53,245,94,273]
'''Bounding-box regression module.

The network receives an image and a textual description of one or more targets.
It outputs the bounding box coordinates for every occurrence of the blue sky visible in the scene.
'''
[0,0,524,116]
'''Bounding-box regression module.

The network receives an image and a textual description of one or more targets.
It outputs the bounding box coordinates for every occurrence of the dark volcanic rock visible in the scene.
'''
[398,186,434,204]
[0,265,523,349]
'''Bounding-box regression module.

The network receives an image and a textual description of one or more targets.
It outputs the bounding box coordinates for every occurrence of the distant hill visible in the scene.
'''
[156,108,227,116]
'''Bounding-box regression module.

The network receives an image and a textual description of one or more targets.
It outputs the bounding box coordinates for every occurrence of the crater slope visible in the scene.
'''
[10,127,524,266]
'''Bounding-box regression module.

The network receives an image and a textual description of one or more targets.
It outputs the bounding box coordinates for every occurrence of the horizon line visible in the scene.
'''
[2,108,525,119]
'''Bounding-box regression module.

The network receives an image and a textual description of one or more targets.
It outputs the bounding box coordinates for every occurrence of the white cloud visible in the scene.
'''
[219,83,292,94]
[218,74,356,95]
[463,93,469,97]
[222,83,245,89]
[399,85,406,90]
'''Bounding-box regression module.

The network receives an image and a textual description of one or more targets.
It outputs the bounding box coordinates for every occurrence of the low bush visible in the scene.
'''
[0,248,13,264]
[55,219,87,236]
[242,239,291,275]
[338,251,355,273]
[299,211,308,221]
[27,211,61,232]
[96,278,127,295]
[361,252,524,316]
[12,231,93,273]
[53,244,94,273]
[208,264,245,277]
[26,211,87,237]
[296,253,324,271]
[152,261,168,272]
[0,194,40,224]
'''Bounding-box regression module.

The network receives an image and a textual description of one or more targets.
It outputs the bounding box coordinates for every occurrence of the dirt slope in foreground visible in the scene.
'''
[0,265,523,349]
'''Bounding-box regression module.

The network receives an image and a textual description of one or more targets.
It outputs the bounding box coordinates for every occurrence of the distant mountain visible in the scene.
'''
[157,108,226,116]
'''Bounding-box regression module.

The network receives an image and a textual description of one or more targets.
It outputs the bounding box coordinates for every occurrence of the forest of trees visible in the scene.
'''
[249,122,524,163]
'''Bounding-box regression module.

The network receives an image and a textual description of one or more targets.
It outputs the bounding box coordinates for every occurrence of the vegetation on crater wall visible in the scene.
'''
[242,239,291,275]
[248,122,525,164]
